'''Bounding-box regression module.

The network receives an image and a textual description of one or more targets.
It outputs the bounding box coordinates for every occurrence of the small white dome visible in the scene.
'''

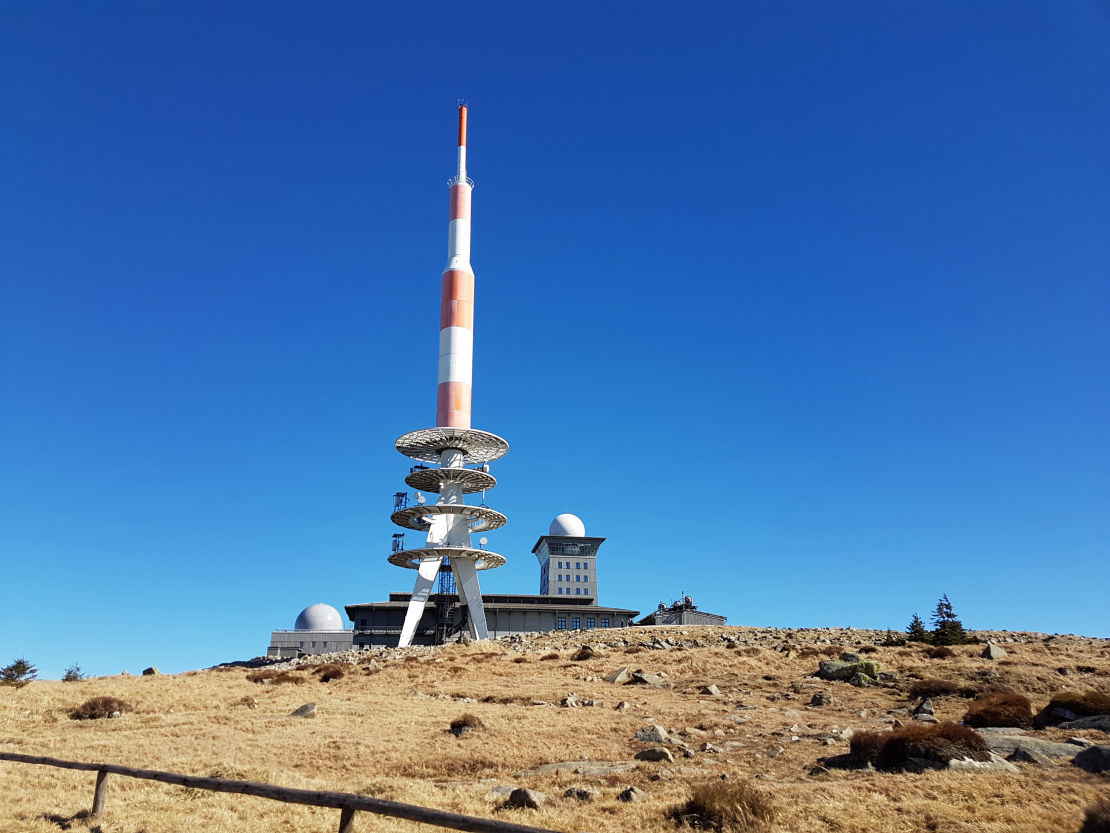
[294,603,342,631]
[549,513,586,537]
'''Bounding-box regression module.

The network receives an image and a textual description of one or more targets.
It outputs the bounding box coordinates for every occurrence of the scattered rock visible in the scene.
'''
[289,703,317,719]
[948,753,1019,774]
[635,747,674,763]
[1067,737,1095,749]
[1072,745,1110,774]
[615,701,630,711]
[563,787,595,802]
[914,699,935,716]
[914,714,940,724]
[506,788,546,809]
[767,746,784,758]
[606,666,631,685]
[809,692,833,707]
[617,785,645,803]
[636,724,669,743]
[978,735,1078,759]
[982,644,1007,660]
[701,684,721,696]
[1059,715,1110,733]
[1008,747,1053,765]
[628,669,671,688]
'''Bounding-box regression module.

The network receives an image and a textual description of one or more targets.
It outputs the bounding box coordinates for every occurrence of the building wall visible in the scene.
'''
[268,629,354,658]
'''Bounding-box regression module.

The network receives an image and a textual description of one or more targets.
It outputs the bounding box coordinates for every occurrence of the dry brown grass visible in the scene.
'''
[245,669,306,685]
[908,678,978,699]
[68,695,128,720]
[1048,690,1110,717]
[667,780,776,831]
[1,625,1107,833]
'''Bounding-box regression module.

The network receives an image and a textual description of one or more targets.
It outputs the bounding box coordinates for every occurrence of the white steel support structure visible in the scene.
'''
[388,106,508,647]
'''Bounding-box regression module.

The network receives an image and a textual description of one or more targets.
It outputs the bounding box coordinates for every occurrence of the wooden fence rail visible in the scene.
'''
[0,752,562,833]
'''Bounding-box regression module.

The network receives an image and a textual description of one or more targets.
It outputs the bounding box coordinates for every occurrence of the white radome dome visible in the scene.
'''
[549,513,586,537]
[294,603,342,631]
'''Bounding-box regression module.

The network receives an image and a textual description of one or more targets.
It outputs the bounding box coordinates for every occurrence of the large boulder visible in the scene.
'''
[1059,715,1110,733]
[1072,745,1110,774]
[817,653,883,687]
[979,734,1079,759]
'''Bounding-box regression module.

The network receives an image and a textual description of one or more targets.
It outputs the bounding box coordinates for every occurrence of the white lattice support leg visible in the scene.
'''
[452,558,488,640]
[398,557,443,647]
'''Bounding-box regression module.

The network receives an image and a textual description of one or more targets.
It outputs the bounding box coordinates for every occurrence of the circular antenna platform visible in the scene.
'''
[387,546,506,571]
[395,427,509,464]
[391,503,507,533]
[405,467,496,494]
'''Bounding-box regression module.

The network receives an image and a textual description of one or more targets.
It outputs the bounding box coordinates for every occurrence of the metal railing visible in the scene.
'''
[0,752,560,833]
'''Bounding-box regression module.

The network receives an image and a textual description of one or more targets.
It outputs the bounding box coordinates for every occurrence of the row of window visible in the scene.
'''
[556,617,608,629]
[555,574,587,583]
[298,641,328,648]
[556,561,589,570]
[557,587,590,595]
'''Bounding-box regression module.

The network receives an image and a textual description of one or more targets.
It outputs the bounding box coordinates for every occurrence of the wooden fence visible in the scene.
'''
[0,752,562,833]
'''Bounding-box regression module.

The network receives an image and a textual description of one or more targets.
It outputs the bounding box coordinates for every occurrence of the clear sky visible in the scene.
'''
[2,2,1107,679]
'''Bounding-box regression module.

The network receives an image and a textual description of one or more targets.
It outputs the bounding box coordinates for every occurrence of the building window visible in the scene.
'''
[557,617,566,630]
[557,574,562,582]
[575,588,581,595]
[601,618,610,628]
[576,562,581,569]
[299,641,304,647]
[557,561,561,568]
[586,618,595,629]
[575,575,580,582]
[322,642,327,648]
[311,641,316,648]
[558,588,562,595]
[572,617,581,630]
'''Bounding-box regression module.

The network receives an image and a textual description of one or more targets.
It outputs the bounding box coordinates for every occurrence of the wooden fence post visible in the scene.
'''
[91,769,109,816]
[338,806,356,833]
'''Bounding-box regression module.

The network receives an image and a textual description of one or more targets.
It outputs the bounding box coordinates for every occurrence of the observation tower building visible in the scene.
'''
[387,105,508,647]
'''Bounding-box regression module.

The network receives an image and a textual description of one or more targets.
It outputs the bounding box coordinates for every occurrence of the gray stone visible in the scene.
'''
[701,684,721,696]
[1067,737,1095,749]
[563,787,596,802]
[289,703,317,718]
[636,724,669,743]
[617,786,645,803]
[947,753,1019,774]
[634,747,674,763]
[506,788,546,809]
[809,692,833,707]
[914,714,940,723]
[1059,715,1110,733]
[767,746,785,758]
[978,734,1079,759]
[615,701,630,711]
[629,669,670,688]
[914,698,935,716]
[1007,747,1053,765]
[848,672,876,688]
[1072,745,1110,774]
[605,666,631,685]
[981,644,1007,660]
[699,742,723,753]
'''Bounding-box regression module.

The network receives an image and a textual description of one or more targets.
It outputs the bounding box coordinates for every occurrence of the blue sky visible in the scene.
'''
[2,2,1107,679]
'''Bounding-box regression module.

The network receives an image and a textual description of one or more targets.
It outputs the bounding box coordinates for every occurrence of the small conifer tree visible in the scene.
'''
[1,658,38,688]
[62,664,86,682]
[930,594,968,645]
[906,613,930,642]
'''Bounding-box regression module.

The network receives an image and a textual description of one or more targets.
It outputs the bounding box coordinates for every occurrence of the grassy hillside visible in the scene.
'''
[2,625,1108,833]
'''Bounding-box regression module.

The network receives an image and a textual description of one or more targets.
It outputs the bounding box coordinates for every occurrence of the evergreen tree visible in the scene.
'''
[930,594,968,645]
[1,657,38,688]
[906,613,931,642]
[62,664,86,682]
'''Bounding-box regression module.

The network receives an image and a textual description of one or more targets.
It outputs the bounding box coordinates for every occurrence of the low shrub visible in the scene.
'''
[310,663,347,683]
[539,652,560,661]
[70,696,128,720]
[925,646,955,659]
[511,656,529,664]
[1079,799,1110,833]
[908,678,978,699]
[571,646,596,661]
[1048,690,1110,717]
[858,645,878,654]
[449,713,485,736]
[850,723,990,772]
[962,692,1033,728]
[246,669,305,686]
[667,780,776,831]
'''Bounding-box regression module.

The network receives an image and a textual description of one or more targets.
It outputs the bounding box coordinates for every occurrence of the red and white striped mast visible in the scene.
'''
[389,105,509,647]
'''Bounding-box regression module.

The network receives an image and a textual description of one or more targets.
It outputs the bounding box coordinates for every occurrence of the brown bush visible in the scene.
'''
[800,646,842,658]
[246,670,305,686]
[962,692,1033,728]
[310,664,347,683]
[850,723,989,771]
[539,652,560,661]
[511,656,529,664]
[624,645,644,655]
[925,646,955,659]
[449,713,485,736]
[667,780,777,831]
[571,646,596,661]
[1079,799,1110,833]
[858,645,878,654]
[69,696,129,720]
[908,678,978,699]
[1049,690,1110,717]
